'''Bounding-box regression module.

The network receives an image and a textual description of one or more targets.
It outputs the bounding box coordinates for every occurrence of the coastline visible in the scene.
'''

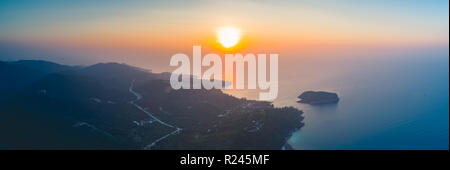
[282,121,304,150]
[282,143,295,150]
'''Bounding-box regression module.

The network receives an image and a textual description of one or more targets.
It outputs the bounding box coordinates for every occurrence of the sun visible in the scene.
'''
[217,27,240,48]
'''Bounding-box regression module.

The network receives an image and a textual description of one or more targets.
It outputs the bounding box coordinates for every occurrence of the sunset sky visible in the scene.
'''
[0,0,448,71]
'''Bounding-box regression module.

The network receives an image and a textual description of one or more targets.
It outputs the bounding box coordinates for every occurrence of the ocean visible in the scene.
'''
[223,48,449,150]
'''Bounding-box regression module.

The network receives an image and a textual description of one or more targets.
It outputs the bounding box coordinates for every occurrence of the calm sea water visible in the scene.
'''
[224,49,449,150]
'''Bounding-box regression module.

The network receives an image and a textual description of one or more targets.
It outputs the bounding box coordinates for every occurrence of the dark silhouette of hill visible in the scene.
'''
[0,60,74,94]
[9,60,74,75]
[0,60,304,149]
[79,62,152,80]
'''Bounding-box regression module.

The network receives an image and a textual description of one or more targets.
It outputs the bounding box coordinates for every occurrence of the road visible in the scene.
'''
[129,79,182,149]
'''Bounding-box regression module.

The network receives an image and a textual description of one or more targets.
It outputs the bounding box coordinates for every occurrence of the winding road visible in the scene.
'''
[129,79,182,149]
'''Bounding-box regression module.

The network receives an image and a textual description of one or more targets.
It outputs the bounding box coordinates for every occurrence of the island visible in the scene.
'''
[297,91,339,105]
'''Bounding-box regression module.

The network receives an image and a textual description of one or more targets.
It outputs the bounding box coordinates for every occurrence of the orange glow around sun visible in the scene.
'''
[204,26,250,53]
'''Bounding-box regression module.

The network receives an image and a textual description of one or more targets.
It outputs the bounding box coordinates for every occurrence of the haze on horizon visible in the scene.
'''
[0,0,448,72]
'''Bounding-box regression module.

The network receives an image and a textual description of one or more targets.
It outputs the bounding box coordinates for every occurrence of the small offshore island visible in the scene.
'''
[297,91,339,105]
